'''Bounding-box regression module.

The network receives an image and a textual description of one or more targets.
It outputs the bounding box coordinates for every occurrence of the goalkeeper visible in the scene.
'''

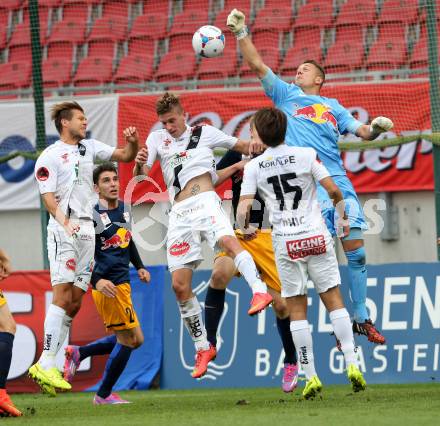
[227,9,394,345]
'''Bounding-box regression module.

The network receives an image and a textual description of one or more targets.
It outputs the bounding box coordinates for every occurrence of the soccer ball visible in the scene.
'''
[192,25,225,58]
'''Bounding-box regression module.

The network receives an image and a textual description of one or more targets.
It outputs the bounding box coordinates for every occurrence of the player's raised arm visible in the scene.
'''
[355,116,394,141]
[227,9,269,79]
[111,127,139,162]
[133,146,151,176]
[232,138,265,156]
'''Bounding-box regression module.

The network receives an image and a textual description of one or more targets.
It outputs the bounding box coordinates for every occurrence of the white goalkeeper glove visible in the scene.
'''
[227,9,249,40]
[370,116,394,136]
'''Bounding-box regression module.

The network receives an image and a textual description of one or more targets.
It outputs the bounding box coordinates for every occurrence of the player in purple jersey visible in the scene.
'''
[227,9,394,345]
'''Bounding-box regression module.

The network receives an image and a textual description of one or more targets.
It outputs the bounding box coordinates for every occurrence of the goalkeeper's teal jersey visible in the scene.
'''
[261,69,363,177]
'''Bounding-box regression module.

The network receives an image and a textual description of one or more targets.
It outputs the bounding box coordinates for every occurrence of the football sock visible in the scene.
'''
[233,250,266,294]
[97,343,132,399]
[39,304,66,369]
[204,284,225,348]
[56,314,73,353]
[178,296,210,351]
[290,320,316,380]
[0,332,14,388]
[79,335,117,361]
[346,247,369,322]
[330,308,358,367]
[276,317,297,364]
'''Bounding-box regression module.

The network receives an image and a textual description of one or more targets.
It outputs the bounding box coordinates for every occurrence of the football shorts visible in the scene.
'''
[317,175,367,237]
[167,191,235,272]
[47,221,95,291]
[0,288,6,308]
[216,229,282,293]
[272,233,341,298]
[92,282,140,331]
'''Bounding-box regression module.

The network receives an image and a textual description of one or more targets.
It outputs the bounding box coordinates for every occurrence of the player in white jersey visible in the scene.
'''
[30,101,139,395]
[134,93,273,379]
[238,108,366,399]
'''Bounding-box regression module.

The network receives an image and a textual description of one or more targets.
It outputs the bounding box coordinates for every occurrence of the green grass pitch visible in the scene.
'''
[4,383,440,425]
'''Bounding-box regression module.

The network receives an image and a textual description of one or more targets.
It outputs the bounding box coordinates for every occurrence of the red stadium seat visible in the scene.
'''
[0,61,31,91]
[114,54,154,87]
[62,1,90,22]
[102,0,130,19]
[334,25,364,43]
[197,49,238,80]
[182,0,210,13]
[240,47,280,78]
[366,37,407,70]
[8,44,31,63]
[46,40,75,60]
[141,0,170,15]
[377,22,406,40]
[252,31,281,50]
[1,1,23,11]
[167,33,193,54]
[324,39,365,73]
[87,40,117,59]
[169,10,208,37]
[8,22,30,48]
[252,7,293,33]
[48,19,87,45]
[379,0,419,25]
[264,0,293,8]
[292,26,321,48]
[336,0,376,27]
[73,56,114,92]
[42,58,72,88]
[130,13,168,41]
[280,45,323,76]
[155,51,196,82]
[223,0,252,13]
[88,16,128,43]
[0,10,9,49]
[294,1,333,30]
[128,36,155,56]
[38,0,62,6]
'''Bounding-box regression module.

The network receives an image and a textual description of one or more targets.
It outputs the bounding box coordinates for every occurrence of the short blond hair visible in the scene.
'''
[156,92,183,115]
[51,101,84,134]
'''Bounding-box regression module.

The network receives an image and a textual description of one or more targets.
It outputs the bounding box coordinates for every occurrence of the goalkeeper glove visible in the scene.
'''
[370,116,394,136]
[227,9,249,40]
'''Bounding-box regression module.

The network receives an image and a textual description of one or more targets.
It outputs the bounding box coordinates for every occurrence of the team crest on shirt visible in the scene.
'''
[61,153,69,163]
[163,138,172,149]
[36,167,49,181]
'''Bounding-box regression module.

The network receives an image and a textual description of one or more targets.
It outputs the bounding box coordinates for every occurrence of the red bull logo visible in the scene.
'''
[293,104,338,130]
[101,228,132,250]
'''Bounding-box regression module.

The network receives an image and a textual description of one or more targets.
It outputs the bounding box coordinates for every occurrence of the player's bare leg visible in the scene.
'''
[29,283,72,395]
[320,286,366,392]
[341,237,385,345]
[0,303,22,417]
[218,236,272,315]
[172,267,216,378]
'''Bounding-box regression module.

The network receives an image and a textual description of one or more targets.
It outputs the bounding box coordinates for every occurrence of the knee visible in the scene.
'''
[121,334,143,349]
[272,299,289,319]
[172,278,189,299]
[211,268,229,289]
[345,246,366,267]
[67,300,82,318]
[219,236,239,257]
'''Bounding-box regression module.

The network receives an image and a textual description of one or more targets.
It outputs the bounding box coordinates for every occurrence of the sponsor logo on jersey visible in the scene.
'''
[293,103,338,130]
[101,228,132,250]
[286,235,326,260]
[36,167,49,181]
[169,241,190,256]
[66,258,76,271]
[170,151,190,168]
[258,155,296,169]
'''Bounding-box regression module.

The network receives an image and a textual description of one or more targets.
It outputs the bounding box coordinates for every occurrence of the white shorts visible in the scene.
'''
[272,233,341,298]
[167,191,235,272]
[47,221,95,291]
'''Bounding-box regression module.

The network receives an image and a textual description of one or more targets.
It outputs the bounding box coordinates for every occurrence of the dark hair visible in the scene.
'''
[93,162,118,185]
[302,59,326,86]
[50,101,84,134]
[156,92,183,115]
[250,107,287,147]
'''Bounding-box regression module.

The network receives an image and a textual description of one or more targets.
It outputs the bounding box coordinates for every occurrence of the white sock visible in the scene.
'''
[234,250,267,294]
[40,304,66,369]
[178,296,210,351]
[329,308,358,368]
[56,314,73,353]
[290,320,317,380]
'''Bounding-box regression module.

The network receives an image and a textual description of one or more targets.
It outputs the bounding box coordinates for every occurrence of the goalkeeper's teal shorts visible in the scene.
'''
[317,175,367,237]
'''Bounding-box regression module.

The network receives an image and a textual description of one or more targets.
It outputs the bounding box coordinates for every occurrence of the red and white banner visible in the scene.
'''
[1,271,107,393]
[117,82,433,202]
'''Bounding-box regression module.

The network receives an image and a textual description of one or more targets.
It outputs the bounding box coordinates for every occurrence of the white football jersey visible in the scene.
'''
[241,145,330,236]
[35,139,115,224]
[146,124,237,202]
